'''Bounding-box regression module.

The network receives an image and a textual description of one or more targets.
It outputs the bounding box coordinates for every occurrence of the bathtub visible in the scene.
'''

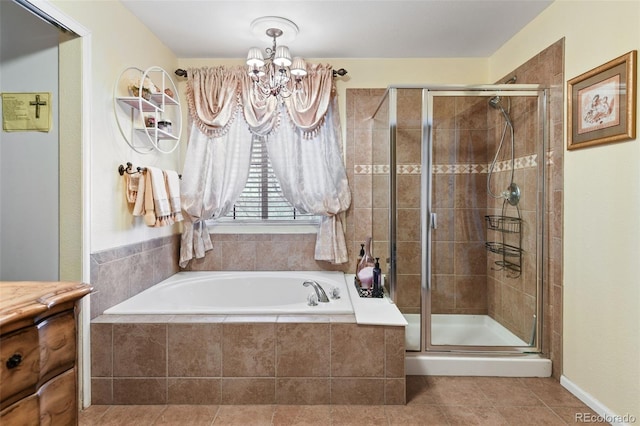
[103,270,354,315]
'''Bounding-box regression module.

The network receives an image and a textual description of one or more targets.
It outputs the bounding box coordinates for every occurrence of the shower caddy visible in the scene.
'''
[485,200,522,277]
[114,66,182,154]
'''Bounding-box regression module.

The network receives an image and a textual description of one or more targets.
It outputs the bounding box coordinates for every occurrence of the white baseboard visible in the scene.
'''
[561,375,638,426]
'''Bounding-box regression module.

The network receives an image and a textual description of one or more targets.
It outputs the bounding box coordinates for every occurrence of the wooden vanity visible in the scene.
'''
[0,281,91,425]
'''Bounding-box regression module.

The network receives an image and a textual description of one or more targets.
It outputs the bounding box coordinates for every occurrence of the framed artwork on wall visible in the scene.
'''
[567,50,637,150]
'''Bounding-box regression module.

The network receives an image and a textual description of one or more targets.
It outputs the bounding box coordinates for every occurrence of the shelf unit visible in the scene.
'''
[485,202,522,277]
[114,66,182,154]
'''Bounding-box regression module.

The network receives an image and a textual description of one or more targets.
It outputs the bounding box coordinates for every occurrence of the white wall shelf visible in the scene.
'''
[114,66,182,154]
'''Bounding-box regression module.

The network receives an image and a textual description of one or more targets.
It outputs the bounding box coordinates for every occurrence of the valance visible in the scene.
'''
[186,64,335,137]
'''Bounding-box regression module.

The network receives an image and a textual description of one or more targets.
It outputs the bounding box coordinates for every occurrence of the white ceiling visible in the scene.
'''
[120,0,553,59]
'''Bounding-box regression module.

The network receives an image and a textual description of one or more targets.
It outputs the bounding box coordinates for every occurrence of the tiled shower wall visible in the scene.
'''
[351,39,565,378]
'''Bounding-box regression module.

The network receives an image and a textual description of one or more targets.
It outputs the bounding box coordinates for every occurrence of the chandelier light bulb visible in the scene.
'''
[246,47,265,67]
[290,57,307,77]
[273,45,292,67]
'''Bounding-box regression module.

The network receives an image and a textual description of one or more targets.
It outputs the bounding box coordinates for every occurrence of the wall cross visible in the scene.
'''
[29,94,47,119]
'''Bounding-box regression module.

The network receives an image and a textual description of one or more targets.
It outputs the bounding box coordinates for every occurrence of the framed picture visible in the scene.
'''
[567,50,637,150]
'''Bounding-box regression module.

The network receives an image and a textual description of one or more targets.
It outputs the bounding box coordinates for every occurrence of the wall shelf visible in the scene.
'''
[113,66,182,154]
[485,203,522,277]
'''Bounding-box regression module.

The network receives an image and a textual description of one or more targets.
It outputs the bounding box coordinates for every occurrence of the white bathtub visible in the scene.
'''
[103,270,354,315]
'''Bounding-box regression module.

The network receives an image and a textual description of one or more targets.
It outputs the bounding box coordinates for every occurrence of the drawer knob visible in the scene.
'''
[6,354,22,369]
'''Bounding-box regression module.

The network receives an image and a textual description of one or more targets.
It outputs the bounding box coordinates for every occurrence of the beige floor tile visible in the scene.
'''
[79,405,110,425]
[272,405,332,425]
[474,377,544,407]
[519,377,586,407]
[212,405,274,425]
[330,405,388,426]
[90,405,165,426]
[440,405,509,425]
[497,406,566,425]
[385,404,449,425]
[152,405,219,425]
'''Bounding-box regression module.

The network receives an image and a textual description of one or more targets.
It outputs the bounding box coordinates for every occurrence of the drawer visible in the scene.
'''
[0,393,39,426]
[39,368,77,426]
[37,311,76,385]
[0,327,40,407]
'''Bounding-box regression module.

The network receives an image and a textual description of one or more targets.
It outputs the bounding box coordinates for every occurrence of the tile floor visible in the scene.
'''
[79,376,608,425]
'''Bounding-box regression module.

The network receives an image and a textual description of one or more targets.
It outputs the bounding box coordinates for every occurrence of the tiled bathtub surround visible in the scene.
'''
[90,235,180,318]
[91,315,405,405]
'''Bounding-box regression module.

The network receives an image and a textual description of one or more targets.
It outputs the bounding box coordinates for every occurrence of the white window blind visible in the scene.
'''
[224,135,314,221]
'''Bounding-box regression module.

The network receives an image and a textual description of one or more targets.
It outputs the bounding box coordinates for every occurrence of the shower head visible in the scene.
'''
[488,95,503,109]
[488,96,512,126]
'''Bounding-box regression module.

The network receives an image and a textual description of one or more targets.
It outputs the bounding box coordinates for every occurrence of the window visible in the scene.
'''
[218,135,318,224]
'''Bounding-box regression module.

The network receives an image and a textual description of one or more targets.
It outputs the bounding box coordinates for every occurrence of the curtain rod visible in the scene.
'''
[174,68,348,78]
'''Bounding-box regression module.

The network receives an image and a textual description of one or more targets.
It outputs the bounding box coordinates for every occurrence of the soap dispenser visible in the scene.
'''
[372,257,382,297]
[356,237,375,289]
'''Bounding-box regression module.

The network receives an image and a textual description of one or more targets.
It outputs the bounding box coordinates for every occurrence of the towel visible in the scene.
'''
[145,166,172,227]
[164,170,183,223]
[124,173,141,203]
[132,172,146,217]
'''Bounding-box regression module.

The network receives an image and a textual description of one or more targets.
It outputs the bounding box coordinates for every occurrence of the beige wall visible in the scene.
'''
[490,0,640,419]
[52,0,183,253]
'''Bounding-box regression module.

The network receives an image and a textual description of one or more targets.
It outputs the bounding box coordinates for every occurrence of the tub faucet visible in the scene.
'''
[303,280,329,303]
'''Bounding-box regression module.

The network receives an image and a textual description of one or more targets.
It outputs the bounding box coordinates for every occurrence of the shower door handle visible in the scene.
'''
[430,212,437,229]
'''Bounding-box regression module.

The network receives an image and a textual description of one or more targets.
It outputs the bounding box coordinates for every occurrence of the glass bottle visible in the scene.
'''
[356,237,375,289]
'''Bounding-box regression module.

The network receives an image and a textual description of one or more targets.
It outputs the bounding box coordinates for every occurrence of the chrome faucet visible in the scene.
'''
[303,280,329,303]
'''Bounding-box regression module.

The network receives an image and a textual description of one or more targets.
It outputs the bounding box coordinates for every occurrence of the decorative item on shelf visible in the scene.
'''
[128,76,159,101]
[158,119,172,133]
[164,88,174,99]
[145,115,156,128]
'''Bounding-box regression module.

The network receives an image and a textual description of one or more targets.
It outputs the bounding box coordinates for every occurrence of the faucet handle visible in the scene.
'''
[329,286,341,299]
[307,292,318,306]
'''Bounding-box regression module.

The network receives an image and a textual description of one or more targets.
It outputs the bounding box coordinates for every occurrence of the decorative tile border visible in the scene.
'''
[356,154,540,175]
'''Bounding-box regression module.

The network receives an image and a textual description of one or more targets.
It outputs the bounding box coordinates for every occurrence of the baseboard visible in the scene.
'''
[561,375,637,426]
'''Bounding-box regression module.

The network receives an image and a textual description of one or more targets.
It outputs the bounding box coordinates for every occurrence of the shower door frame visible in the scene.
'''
[415,85,549,354]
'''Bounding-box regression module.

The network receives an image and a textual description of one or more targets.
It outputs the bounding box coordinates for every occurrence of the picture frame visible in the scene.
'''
[567,50,637,150]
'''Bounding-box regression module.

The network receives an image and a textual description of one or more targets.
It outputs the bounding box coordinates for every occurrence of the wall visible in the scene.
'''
[490,0,640,419]
[51,0,183,253]
[0,1,60,280]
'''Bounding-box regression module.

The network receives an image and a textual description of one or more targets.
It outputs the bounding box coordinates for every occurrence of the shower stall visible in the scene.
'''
[371,85,551,375]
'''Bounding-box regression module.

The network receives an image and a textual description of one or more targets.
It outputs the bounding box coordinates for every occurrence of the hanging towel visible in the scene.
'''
[164,170,183,223]
[124,173,141,204]
[145,167,172,227]
[132,172,146,217]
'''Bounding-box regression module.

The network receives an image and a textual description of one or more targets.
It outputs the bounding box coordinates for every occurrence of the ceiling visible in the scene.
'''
[120,0,553,59]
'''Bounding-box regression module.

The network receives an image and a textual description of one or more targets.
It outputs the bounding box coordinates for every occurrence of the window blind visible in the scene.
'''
[226,136,311,221]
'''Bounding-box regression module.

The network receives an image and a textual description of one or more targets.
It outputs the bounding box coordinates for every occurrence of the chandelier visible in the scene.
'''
[246,17,307,101]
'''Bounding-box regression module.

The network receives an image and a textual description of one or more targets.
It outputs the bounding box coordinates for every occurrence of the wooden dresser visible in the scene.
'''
[0,281,91,425]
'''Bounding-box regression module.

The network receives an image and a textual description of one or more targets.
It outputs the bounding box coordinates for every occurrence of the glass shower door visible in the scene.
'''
[425,88,546,352]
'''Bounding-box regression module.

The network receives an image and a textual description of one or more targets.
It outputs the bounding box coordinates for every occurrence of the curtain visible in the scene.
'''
[267,96,351,264]
[186,66,243,138]
[180,64,351,266]
[179,113,253,268]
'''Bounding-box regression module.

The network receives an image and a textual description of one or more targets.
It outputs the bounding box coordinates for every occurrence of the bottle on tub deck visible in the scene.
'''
[356,237,375,289]
[372,257,382,297]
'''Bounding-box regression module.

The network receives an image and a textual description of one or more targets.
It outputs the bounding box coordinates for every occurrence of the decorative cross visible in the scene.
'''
[29,94,47,119]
